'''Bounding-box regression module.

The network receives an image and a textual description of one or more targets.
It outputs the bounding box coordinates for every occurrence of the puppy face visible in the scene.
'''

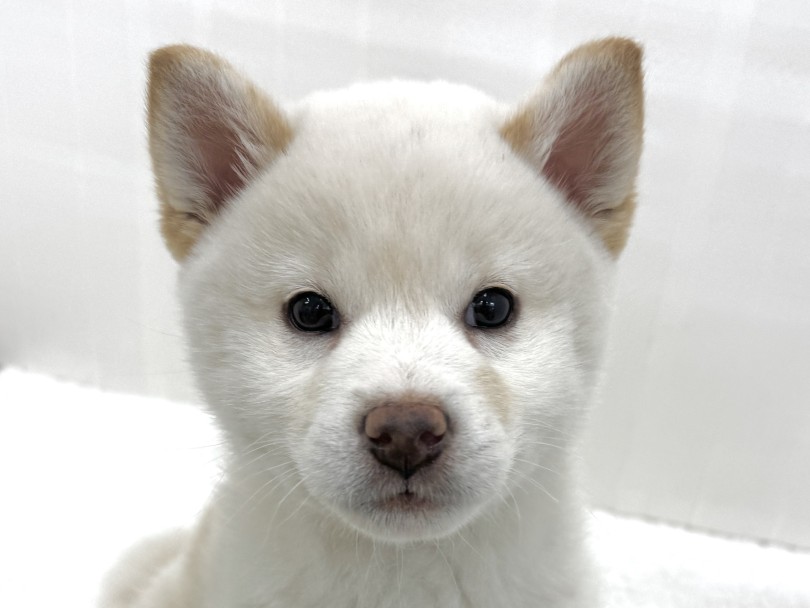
[148,41,643,542]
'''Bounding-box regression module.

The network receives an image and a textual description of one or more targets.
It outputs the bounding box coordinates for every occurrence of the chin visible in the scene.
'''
[333,488,486,544]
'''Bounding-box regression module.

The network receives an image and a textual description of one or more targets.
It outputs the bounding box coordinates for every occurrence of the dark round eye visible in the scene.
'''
[288,292,340,333]
[465,288,514,329]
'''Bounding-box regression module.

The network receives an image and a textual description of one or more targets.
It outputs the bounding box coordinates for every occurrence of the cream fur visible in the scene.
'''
[100,39,643,608]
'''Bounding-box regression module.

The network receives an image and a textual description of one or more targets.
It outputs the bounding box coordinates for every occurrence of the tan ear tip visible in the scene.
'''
[570,37,643,74]
[604,36,643,55]
[149,44,192,70]
[148,44,224,79]
[612,37,643,69]
[600,37,643,71]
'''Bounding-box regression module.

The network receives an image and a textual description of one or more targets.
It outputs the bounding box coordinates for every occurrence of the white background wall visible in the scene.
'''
[1,0,809,548]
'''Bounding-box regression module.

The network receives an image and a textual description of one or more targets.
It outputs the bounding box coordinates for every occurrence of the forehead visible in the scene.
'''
[218,83,588,305]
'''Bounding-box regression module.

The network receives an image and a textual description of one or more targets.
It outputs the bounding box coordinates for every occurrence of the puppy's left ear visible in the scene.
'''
[148,45,293,261]
[501,38,644,256]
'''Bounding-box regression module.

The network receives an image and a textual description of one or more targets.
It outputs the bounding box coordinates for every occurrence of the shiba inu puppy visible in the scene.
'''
[101,38,643,607]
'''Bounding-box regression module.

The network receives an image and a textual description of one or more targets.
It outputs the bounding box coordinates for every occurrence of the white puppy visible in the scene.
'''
[101,38,643,607]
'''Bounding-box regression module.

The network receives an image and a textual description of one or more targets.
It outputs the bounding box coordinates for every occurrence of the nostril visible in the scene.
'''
[370,432,392,447]
[418,431,443,448]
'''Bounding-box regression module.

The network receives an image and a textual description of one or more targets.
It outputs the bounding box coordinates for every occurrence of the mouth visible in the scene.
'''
[355,488,453,542]
[322,471,491,543]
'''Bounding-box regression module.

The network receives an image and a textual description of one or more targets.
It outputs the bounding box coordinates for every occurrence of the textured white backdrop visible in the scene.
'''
[1,0,808,547]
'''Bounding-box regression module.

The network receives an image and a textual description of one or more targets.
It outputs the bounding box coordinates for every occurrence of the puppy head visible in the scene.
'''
[147,40,643,542]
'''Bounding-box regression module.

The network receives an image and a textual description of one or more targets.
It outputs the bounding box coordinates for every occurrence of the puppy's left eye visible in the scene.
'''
[465,288,514,329]
[288,292,340,333]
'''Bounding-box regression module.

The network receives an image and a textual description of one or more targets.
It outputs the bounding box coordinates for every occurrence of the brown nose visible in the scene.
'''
[364,403,448,479]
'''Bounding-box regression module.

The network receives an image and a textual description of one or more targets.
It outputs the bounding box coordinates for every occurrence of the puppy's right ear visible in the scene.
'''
[147,45,293,261]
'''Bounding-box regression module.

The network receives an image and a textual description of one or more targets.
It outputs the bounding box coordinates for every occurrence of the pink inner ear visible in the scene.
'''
[190,119,249,217]
[542,101,611,214]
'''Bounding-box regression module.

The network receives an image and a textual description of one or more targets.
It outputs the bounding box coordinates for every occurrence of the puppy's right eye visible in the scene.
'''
[288,292,340,333]
[465,288,514,329]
